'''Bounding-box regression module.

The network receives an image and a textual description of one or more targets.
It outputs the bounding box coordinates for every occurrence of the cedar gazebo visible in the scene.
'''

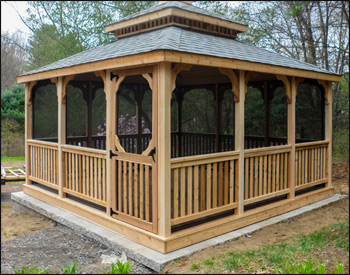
[17,1,341,253]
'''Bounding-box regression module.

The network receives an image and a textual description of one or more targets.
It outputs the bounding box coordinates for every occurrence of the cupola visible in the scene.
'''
[105,1,248,39]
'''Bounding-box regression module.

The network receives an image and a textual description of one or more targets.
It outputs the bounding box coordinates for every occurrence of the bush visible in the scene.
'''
[1,117,24,157]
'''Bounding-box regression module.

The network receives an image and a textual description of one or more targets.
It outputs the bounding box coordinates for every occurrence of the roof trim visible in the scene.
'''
[17,50,341,84]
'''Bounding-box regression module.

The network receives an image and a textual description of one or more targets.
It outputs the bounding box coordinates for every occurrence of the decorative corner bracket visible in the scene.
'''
[245,71,260,94]
[276,75,292,104]
[317,80,330,105]
[142,73,153,91]
[62,75,75,104]
[171,63,193,93]
[27,81,37,105]
[95,70,107,85]
[218,68,239,102]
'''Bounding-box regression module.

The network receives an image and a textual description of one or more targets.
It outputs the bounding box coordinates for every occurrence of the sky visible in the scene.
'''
[1,1,31,37]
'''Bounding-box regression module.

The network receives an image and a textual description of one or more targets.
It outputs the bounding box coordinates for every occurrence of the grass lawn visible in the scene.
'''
[1,156,25,162]
[189,219,349,274]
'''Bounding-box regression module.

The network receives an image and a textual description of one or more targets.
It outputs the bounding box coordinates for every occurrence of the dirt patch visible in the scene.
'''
[1,225,154,274]
[1,203,55,242]
[1,160,25,170]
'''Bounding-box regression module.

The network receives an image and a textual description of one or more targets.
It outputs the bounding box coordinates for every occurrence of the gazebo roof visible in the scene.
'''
[20,25,338,78]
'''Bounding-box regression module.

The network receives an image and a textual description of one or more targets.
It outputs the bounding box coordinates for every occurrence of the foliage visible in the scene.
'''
[26,24,84,71]
[1,31,27,92]
[60,261,78,274]
[1,84,25,129]
[1,118,25,157]
[13,266,51,274]
[276,261,344,274]
[104,260,131,274]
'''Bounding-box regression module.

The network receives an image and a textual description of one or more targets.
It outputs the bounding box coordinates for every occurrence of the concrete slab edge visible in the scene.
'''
[10,192,347,272]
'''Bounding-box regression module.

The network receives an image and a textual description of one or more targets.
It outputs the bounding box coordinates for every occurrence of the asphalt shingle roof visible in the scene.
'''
[20,26,337,77]
[106,1,246,29]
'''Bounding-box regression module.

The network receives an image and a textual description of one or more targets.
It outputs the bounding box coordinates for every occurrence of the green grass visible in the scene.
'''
[1,156,25,162]
[190,263,200,271]
[189,219,349,273]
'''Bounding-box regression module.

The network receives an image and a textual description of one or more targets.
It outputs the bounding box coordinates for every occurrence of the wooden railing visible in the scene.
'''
[170,152,239,226]
[28,140,59,190]
[62,145,107,207]
[295,141,328,191]
[244,145,291,205]
[114,154,154,228]
[171,132,288,157]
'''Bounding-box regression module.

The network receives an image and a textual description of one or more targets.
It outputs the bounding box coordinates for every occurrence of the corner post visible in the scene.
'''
[25,82,34,185]
[158,62,172,237]
[105,69,117,216]
[57,77,66,198]
[325,82,332,188]
[235,70,245,215]
[287,77,296,199]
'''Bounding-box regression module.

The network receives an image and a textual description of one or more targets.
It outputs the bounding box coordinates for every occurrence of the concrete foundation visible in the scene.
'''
[11,191,346,272]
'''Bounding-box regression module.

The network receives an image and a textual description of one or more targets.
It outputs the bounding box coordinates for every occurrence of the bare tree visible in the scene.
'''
[1,31,27,92]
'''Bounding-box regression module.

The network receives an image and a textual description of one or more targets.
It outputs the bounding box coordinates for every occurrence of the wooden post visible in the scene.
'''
[158,62,172,237]
[105,70,117,215]
[325,81,332,188]
[287,77,296,199]
[235,70,245,215]
[25,82,36,185]
[57,77,66,198]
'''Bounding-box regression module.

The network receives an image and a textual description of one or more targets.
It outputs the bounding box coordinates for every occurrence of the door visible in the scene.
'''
[109,67,158,234]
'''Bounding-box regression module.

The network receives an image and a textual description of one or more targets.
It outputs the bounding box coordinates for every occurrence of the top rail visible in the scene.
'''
[171,150,239,168]
[295,140,329,149]
[244,144,292,157]
[61,144,106,158]
[28,139,58,149]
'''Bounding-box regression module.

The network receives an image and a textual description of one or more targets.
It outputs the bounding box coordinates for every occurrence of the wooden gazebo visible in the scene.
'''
[17,1,341,253]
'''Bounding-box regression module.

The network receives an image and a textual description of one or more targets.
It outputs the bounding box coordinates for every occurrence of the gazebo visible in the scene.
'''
[17,1,341,253]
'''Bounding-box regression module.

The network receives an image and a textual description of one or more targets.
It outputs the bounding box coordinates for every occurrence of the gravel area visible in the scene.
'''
[1,219,156,274]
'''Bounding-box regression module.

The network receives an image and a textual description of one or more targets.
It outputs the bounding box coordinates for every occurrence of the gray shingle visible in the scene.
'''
[20,26,338,77]
[106,1,246,29]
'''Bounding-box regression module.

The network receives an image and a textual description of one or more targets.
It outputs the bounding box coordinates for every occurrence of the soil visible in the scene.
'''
[1,161,349,274]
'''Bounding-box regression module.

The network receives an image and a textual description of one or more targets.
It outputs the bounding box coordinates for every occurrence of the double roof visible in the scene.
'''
[19,1,339,79]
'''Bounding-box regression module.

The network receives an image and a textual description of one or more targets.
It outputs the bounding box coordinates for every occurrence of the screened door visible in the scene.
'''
[110,69,158,234]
